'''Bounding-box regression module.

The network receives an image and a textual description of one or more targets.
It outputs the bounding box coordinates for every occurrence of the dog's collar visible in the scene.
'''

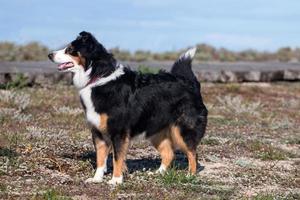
[84,63,125,88]
[85,75,101,87]
[84,61,97,87]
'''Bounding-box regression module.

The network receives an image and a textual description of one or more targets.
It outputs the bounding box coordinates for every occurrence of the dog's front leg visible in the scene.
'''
[85,127,111,183]
[108,132,129,185]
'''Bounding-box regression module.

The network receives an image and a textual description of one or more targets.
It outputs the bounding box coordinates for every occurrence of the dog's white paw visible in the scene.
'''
[85,167,106,183]
[155,164,167,174]
[85,177,103,183]
[108,176,123,185]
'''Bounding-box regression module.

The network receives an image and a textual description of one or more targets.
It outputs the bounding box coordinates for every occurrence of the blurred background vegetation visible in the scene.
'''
[1,41,300,62]
[0,42,49,61]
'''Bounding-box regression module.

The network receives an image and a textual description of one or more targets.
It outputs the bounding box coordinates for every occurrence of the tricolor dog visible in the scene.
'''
[48,31,207,185]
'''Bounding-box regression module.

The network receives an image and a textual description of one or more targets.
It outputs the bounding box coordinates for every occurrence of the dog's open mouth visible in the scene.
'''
[58,62,74,71]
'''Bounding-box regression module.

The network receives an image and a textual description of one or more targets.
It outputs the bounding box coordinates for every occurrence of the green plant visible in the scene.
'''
[217,95,262,116]
[0,115,5,124]
[285,137,300,145]
[0,147,17,158]
[0,73,29,89]
[201,137,220,146]
[252,193,298,200]
[0,183,7,192]
[158,168,198,185]
[225,83,241,93]
[257,149,288,161]
[253,194,275,200]
[39,189,71,200]
[137,65,159,74]
[248,140,291,161]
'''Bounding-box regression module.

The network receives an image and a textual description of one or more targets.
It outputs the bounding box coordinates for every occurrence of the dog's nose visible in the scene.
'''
[48,53,54,61]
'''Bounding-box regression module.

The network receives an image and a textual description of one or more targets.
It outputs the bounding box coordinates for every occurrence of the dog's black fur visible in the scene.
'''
[49,31,207,183]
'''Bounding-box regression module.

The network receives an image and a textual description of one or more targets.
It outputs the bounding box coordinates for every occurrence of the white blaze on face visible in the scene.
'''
[52,47,80,72]
[52,48,73,64]
[51,47,91,88]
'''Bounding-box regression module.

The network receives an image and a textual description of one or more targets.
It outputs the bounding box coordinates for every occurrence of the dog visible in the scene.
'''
[48,31,207,185]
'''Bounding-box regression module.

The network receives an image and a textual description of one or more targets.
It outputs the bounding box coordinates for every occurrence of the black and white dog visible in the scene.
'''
[48,31,207,185]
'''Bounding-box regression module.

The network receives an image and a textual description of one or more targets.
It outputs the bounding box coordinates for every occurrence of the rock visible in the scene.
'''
[0,74,7,85]
[261,71,284,82]
[222,71,238,83]
[197,71,220,82]
[284,70,300,81]
[244,71,261,82]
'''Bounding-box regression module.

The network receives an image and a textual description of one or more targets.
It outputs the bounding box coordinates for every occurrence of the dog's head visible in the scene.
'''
[48,31,114,72]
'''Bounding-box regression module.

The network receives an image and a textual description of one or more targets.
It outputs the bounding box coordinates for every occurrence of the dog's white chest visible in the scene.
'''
[79,87,100,128]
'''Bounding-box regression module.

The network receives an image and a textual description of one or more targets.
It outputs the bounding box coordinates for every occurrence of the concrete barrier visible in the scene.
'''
[0,61,299,86]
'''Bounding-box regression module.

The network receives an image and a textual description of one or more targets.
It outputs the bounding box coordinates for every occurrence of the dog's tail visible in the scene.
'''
[171,47,197,83]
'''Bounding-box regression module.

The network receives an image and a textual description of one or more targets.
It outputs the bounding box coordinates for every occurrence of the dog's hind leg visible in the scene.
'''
[151,128,174,174]
[108,132,130,185]
[85,127,111,183]
[170,125,198,174]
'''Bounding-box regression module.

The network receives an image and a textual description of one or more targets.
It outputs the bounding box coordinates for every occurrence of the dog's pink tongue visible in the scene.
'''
[58,63,67,69]
[58,62,73,70]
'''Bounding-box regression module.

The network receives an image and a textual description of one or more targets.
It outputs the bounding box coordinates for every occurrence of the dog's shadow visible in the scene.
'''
[66,151,204,173]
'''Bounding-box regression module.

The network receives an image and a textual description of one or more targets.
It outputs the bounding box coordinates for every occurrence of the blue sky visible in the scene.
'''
[0,0,299,52]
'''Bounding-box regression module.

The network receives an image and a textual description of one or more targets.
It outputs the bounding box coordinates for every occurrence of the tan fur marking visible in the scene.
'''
[94,137,111,168]
[170,126,188,151]
[113,134,129,177]
[170,125,197,174]
[77,52,86,66]
[151,128,174,169]
[99,114,108,133]
[186,150,197,174]
[69,52,86,67]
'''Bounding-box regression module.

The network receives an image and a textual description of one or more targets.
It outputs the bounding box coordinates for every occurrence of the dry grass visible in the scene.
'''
[0,83,299,199]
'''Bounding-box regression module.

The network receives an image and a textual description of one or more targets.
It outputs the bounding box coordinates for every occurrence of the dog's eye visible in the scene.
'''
[66,46,78,56]
[65,46,73,53]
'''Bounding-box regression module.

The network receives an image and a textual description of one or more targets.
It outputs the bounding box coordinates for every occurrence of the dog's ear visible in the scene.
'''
[79,31,92,43]
[76,32,114,62]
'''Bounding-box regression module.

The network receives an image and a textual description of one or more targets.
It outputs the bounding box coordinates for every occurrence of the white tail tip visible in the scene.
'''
[181,47,197,60]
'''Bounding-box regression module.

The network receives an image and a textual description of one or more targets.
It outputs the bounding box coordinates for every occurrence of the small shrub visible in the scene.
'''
[271,117,293,130]
[37,188,71,200]
[201,137,220,146]
[0,148,18,158]
[0,41,49,61]
[225,84,241,93]
[284,137,300,145]
[235,158,254,168]
[138,65,159,74]
[247,140,291,161]
[158,168,198,186]
[252,193,298,200]
[217,95,262,116]
[133,50,152,61]
[0,183,7,192]
[0,74,29,89]
[0,90,31,111]
[53,106,83,116]
[253,194,276,200]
